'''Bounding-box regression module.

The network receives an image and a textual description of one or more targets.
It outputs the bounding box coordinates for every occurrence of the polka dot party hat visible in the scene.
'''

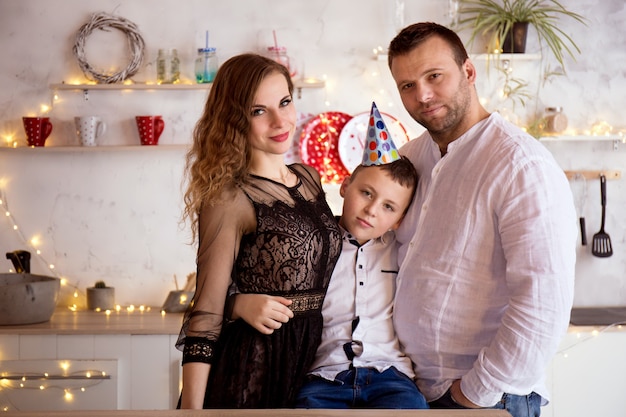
[361,102,401,166]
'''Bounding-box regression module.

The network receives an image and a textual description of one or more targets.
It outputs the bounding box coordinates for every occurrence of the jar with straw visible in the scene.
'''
[195,30,218,83]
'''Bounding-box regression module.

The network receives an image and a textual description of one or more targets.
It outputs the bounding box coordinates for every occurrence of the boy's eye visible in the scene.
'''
[384,203,395,212]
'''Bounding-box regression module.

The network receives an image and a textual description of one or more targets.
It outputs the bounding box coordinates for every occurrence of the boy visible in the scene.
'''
[295,156,427,409]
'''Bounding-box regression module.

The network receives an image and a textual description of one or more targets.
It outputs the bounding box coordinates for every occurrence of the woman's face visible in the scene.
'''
[247,71,296,156]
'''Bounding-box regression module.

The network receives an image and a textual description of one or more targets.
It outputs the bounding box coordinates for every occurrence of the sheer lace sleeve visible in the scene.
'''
[176,186,255,363]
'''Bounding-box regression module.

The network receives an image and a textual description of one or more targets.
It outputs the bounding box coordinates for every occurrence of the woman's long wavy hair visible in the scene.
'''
[183,53,293,241]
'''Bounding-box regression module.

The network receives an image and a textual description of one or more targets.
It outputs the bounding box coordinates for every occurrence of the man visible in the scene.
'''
[387,22,577,417]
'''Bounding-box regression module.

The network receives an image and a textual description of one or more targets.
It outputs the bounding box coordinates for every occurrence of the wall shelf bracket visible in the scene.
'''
[564,170,621,180]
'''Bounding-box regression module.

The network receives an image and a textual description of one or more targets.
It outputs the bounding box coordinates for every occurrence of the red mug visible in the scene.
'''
[135,115,165,145]
[23,117,53,147]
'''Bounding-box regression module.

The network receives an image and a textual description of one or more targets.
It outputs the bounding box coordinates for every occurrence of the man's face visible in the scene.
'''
[390,36,475,144]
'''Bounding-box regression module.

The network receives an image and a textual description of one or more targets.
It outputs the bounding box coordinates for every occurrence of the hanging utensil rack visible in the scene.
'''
[564,170,621,180]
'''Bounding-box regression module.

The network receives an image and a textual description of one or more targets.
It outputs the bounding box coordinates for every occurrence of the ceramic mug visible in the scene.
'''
[75,116,106,146]
[135,115,165,145]
[23,117,53,147]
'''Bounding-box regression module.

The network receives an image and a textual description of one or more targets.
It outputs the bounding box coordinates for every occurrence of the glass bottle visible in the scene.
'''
[194,47,218,83]
[266,46,296,77]
[157,49,180,84]
[544,106,568,134]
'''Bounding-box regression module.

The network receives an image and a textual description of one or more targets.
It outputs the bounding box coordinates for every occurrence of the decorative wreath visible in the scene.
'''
[72,12,145,84]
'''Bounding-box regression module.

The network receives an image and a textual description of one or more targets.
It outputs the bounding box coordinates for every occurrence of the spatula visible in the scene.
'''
[591,174,613,257]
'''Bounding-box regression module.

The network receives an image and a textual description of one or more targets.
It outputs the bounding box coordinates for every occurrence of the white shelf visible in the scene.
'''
[0,145,189,152]
[471,53,542,61]
[51,79,326,91]
[50,83,211,91]
[539,135,624,142]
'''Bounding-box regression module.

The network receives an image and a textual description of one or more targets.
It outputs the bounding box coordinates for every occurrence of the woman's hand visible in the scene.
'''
[232,294,294,334]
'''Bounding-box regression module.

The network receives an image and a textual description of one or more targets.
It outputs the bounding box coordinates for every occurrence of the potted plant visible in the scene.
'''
[456,0,586,68]
[86,280,115,311]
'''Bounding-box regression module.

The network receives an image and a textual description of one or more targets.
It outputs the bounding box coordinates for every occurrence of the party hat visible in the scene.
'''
[361,102,401,166]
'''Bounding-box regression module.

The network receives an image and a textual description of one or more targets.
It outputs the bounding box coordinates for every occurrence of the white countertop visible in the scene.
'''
[0,307,183,335]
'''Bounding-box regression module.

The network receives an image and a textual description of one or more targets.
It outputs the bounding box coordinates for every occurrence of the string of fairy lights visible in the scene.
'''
[0,187,164,314]
[0,186,84,308]
[0,361,111,411]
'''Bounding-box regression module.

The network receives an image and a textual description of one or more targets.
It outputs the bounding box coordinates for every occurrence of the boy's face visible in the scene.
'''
[339,166,413,245]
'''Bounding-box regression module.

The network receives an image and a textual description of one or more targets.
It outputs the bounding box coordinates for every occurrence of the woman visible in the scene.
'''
[176,53,341,409]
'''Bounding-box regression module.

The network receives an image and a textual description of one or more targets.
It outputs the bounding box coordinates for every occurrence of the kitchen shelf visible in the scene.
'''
[0,145,189,152]
[50,78,325,99]
[540,134,625,150]
[471,53,542,61]
[539,134,624,142]
[50,83,211,91]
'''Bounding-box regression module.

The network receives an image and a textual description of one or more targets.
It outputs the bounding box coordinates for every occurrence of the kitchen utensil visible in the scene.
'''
[591,174,613,257]
[571,173,587,246]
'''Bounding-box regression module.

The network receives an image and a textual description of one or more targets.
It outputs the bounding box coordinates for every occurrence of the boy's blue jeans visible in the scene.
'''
[295,366,428,409]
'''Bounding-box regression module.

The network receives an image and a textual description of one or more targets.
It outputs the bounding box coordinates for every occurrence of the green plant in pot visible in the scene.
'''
[86,280,115,311]
[456,0,586,68]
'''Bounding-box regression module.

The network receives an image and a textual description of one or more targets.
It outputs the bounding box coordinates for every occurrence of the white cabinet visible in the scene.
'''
[542,326,626,417]
[0,311,183,411]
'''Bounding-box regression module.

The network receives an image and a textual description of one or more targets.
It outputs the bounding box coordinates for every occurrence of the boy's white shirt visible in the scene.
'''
[308,226,414,381]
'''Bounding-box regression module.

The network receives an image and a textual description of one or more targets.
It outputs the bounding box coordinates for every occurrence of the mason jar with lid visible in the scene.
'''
[266,46,296,77]
[157,49,180,84]
[195,47,218,83]
[544,106,568,134]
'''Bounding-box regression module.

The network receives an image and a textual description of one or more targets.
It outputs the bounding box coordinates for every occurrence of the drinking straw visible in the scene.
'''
[273,30,278,49]
[204,30,209,78]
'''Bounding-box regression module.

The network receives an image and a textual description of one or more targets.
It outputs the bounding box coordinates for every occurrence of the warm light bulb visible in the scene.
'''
[49,264,55,269]
[64,390,73,401]
[60,361,70,371]
[39,385,45,390]
[85,372,91,378]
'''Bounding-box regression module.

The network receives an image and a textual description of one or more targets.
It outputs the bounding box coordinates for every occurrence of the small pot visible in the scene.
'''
[502,22,529,53]
[86,287,115,310]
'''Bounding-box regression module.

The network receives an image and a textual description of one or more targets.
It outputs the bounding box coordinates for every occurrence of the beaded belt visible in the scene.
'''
[284,291,325,313]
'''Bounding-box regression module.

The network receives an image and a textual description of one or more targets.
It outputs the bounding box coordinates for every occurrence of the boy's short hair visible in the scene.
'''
[350,156,418,212]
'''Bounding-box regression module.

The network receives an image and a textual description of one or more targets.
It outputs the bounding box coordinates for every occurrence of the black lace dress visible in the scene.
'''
[176,163,341,408]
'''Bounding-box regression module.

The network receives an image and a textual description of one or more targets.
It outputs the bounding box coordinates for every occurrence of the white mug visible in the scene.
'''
[75,116,106,146]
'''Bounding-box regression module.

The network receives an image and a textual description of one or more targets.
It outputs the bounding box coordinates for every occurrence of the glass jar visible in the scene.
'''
[194,47,218,83]
[266,46,296,77]
[157,49,180,84]
[544,106,568,134]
